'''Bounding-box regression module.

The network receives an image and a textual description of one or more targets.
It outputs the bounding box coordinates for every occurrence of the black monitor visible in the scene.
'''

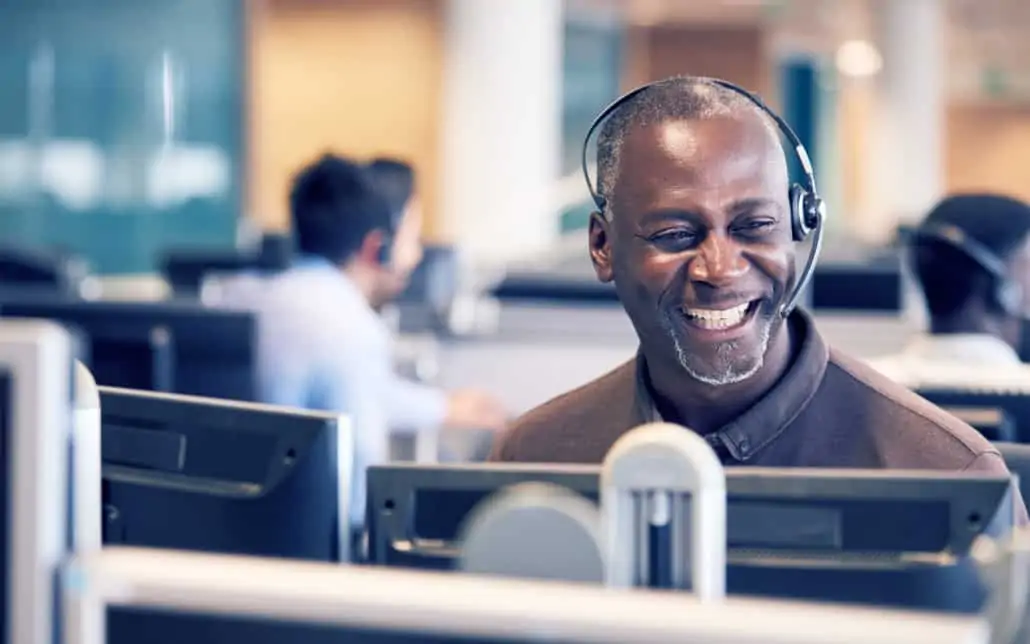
[0,294,256,400]
[110,611,547,644]
[0,244,89,295]
[395,245,459,333]
[99,387,351,562]
[161,234,293,297]
[916,388,1030,443]
[161,250,252,297]
[367,463,1017,613]
[810,262,903,312]
[490,272,619,304]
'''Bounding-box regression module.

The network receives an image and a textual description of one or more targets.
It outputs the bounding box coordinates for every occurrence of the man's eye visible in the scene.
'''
[650,230,698,249]
[734,220,775,236]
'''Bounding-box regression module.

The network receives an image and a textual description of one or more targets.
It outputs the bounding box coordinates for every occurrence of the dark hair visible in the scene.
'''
[911,193,1030,317]
[365,157,415,227]
[289,153,393,265]
[595,76,780,217]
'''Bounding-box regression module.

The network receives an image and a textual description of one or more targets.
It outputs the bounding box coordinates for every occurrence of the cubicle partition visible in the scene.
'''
[0,295,257,401]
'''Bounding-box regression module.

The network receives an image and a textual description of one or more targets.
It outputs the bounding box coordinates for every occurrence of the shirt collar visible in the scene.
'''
[292,254,338,272]
[633,309,829,462]
[902,333,1021,366]
[285,254,384,319]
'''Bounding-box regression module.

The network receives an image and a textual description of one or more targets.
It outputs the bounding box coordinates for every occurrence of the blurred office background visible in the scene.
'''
[0,0,1028,416]
[1,0,1027,274]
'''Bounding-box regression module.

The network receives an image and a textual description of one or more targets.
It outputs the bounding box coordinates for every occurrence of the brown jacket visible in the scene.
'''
[490,312,1027,522]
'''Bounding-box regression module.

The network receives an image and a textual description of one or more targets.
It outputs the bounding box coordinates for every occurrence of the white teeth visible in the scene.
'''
[684,303,750,330]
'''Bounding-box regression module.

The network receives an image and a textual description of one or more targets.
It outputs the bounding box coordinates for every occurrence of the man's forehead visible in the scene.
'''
[620,115,778,161]
[614,116,786,194]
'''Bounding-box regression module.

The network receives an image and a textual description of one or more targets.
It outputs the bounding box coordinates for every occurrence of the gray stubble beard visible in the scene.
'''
[659,309,774,386]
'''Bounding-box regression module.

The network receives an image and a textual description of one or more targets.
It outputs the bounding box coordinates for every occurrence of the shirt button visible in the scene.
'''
[737,438,751,457]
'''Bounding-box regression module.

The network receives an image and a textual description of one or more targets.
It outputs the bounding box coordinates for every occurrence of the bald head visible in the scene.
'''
[595,77,787,218]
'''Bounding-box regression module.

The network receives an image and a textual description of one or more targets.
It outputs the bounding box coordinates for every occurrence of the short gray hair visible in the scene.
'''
[594,76,781,219]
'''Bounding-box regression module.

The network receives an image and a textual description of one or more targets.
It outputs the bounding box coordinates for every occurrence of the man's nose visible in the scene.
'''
[688,233,749,287]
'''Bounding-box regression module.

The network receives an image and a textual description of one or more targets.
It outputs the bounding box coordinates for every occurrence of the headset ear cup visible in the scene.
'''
[789,185,810,242]
[378,232,393,266]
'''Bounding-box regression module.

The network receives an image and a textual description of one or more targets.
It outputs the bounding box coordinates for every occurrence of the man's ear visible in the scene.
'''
[588,211,614,283]
[356,229,387,266]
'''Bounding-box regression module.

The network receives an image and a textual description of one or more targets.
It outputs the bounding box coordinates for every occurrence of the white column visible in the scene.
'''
[862,0,945,241]
[439,0,563,268]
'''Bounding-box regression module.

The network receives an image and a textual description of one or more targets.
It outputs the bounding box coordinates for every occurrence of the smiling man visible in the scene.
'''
[489,77,1024,497]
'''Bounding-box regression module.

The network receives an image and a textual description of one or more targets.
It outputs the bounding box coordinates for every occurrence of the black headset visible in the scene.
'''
[366,184,402,268]
[910,222,1023,317]
[581,76,826,317]
[377,219,396,267]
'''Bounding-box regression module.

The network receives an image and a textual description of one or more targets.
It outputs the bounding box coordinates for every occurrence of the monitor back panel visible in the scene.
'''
[367,464,1014,612]
[0,298,257,401]
[916,389,1030,444]
[101,391,340,561]
[810,263,903,312]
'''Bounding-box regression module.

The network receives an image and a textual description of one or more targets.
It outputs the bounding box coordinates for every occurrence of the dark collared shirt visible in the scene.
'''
[490,311,1027,523]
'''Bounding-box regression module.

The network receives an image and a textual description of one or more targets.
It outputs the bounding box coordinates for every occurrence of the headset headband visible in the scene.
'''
[581,77,818,211]
[911,223,1008,278]
[579,76,825,317]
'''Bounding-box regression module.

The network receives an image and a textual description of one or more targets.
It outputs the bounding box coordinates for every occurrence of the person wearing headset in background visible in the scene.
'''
[868,194,1030,388]
[489,76,1026,516]
[363,158,429,307]
[229,153,508,538]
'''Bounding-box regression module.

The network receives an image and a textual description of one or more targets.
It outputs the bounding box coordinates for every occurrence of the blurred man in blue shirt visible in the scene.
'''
[228,153,507,534]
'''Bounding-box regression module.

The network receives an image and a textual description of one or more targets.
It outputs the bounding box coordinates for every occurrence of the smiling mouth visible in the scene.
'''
[681,301,759,332]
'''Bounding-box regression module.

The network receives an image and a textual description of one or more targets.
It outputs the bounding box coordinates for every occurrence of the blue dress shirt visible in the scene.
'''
[216,257,447,527]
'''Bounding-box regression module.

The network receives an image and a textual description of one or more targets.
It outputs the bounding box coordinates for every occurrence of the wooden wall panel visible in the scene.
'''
[946,102,1030,203]
[248,0,444,234]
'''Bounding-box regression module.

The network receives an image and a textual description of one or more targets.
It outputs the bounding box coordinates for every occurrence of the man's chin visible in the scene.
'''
[663,314,776,386]
[679,353,764,387]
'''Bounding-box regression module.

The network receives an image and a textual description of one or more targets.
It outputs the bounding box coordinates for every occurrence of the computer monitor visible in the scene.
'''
[0,320,73,644]
[916,388,1030,443]
[367,463,1017,613]
[0,244,90,296]
[490,271,620,304]
[161,250,252,297]
[394,245,458,334]
[99,387,353,562]
[67,547,986,644]
[0,294,256,400]
[810,262,903,312]
[162,234,292,297]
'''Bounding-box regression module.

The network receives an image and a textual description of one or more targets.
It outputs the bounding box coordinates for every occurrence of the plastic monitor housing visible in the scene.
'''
[62,546,988,644]
[0,294,256,400]
[0,245,91,296]
[0,320,73,644]
[916,388,1030,444]
[99,387,353,562]
[72,362,101,553]
[367,463,1016,612]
